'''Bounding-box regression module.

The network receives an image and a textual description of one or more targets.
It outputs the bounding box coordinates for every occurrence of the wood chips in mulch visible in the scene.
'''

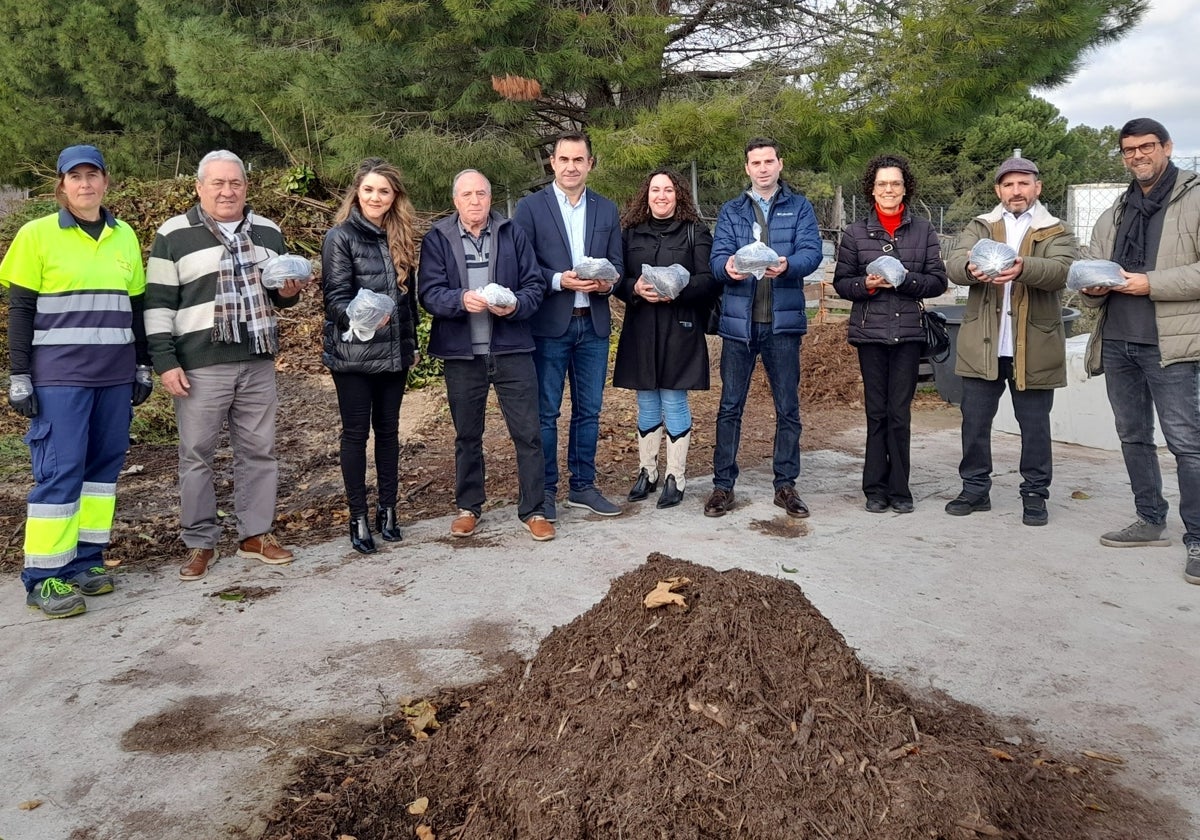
[261,555,1182,840]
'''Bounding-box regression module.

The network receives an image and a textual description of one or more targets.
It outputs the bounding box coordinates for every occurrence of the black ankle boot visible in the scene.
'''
[350,515,377,554]
[375,506,402,542]
[628,468,657,502]
[656,475,683,509]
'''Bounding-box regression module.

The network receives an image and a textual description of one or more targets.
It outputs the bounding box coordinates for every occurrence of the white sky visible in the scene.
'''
[1038,0,1200,161]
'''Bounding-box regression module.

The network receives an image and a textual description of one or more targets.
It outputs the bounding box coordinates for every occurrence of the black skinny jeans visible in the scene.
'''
[332,371,407,517]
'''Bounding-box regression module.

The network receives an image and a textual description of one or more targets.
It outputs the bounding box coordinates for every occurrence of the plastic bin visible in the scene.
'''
[929,305,1081,406]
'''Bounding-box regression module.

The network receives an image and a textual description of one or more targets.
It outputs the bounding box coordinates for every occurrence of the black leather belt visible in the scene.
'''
[571,307,590,317]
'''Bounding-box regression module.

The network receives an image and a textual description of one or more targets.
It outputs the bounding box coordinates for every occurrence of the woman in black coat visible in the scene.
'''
[321,159,420,552]
[832,154,948,513]
[613,169,716,509]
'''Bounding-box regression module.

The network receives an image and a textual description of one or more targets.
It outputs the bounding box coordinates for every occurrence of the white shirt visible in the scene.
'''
[997,209,1033,357]
[552,182,589,308]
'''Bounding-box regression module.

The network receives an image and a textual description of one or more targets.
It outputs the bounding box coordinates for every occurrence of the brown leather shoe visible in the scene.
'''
[237,533,294,565]
[450,510,478,538]
[523,515,555,542]
[704,487,735,517]
[774,485,810,518]
[179,548,216,581]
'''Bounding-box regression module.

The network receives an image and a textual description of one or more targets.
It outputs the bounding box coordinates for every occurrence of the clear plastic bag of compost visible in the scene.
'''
[1067,259,1125,291]
[259,255,313,289]
[866,255,907,287]
[572,257,619,281]
[341,287,396,341]
[733,224,780,279]
[968,239,1017,277]
[642,263,690,299]
[480,282,518,308]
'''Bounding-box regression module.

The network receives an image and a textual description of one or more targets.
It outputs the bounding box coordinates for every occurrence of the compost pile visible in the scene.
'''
[264,555,1173,840]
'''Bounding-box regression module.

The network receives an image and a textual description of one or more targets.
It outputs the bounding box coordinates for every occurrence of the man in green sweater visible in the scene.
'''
[145,150,307,581]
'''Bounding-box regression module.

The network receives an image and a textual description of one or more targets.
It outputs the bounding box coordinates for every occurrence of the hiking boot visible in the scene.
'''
[237,533,294,565]
[1100,518,1170,548]
[773,485,810,518]
[1022,497,1048,527]
[26,578,87,618]
[1185,544,1200,585]
[891,499,915,514]
[179,548,216,581]
[865,497,889,514]
[945,493,990,516]
[69,566,115,596]
[566,487,622,516]
[523,515,555,542]
[704,487,735,518]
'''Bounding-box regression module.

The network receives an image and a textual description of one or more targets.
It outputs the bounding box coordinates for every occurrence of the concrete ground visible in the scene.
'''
[1,409,1197,840]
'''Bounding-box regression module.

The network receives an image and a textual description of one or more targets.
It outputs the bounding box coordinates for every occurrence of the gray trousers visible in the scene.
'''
[173,360,279,547]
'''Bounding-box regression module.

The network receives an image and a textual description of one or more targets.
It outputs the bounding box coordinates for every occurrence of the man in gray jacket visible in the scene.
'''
[944,156,1075,526]
[1080,118,1200,585]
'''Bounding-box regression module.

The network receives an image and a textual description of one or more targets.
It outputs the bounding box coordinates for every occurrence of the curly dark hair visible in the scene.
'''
[620,168,703,228]
[860,154,917,202]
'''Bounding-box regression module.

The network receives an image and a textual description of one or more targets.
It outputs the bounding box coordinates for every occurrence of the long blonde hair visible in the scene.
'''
[335,158,419,293]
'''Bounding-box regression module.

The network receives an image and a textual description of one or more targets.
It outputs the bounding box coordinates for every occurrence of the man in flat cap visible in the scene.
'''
[943,156,1076,526]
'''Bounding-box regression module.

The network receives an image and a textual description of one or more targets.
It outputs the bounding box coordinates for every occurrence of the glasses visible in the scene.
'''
[874,180,904,191]
[1120,141,1161,159]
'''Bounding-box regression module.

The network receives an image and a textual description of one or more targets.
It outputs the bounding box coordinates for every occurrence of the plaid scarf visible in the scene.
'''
[198,209,279,355]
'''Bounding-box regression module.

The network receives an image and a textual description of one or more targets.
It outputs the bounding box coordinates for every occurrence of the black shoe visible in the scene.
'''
[1022,497,1048,527]
[350,515,377,554]
[773,485,810,518]
[704,487,735,517]
[376,505,402,542]
[945,493,991,516]
[628,468,657,502]
[891,499,915,514]
[865,497,890,514]
[656,476,683,509]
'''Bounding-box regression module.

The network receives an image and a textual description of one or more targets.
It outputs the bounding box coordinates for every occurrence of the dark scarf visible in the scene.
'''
[1114,162,1178,272]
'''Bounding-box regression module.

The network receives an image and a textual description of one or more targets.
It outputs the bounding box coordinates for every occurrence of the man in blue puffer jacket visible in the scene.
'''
[704,138,824,519]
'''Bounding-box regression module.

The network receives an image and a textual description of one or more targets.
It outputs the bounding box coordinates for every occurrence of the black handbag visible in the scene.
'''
[920,303,951,362]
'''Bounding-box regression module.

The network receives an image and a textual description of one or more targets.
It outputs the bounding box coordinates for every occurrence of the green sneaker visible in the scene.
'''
[70,566,115,596]
[26,578,87,618]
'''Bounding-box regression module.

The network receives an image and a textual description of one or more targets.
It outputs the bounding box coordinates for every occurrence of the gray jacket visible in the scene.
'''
[1082,170,1200,372]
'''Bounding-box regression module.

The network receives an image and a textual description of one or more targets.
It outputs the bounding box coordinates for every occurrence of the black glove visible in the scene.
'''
[132,365,154,407]
[8,374,38,418]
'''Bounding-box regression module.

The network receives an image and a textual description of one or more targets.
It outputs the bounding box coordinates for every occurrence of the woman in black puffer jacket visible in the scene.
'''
[833,154,948,514]
[321,158,420,553]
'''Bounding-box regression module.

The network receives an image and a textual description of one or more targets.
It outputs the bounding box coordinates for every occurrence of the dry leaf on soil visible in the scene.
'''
[408,796,429,815]
[416,825,436,840]
[18,799,42,810]
[402,700,440,738]
[643,576,690,609]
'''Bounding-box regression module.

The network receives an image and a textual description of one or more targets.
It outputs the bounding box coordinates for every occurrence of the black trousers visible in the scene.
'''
[332,371,407,517]
[958,357,1054,500]
[445,353,545,521]
[857,342,922,502]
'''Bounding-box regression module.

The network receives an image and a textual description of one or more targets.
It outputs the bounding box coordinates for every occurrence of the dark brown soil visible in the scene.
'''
[260,555,1185,840]
[0,296,876,574]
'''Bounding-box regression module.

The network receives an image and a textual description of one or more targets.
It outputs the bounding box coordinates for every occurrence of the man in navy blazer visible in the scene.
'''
[513,131,625,521]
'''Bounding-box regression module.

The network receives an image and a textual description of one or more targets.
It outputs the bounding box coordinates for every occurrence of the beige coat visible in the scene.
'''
[1082,170,1200,372]
[945,202,1076,389]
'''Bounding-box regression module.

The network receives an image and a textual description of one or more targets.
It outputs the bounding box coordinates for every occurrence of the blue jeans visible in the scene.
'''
[712,323,801,490]
[445,353,544,520]
[1103,340,1200,545]
[637,389,691,437]
[532,315,609,494]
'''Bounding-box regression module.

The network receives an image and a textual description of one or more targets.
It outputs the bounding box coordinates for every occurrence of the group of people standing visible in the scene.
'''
[5,116,1199,618]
